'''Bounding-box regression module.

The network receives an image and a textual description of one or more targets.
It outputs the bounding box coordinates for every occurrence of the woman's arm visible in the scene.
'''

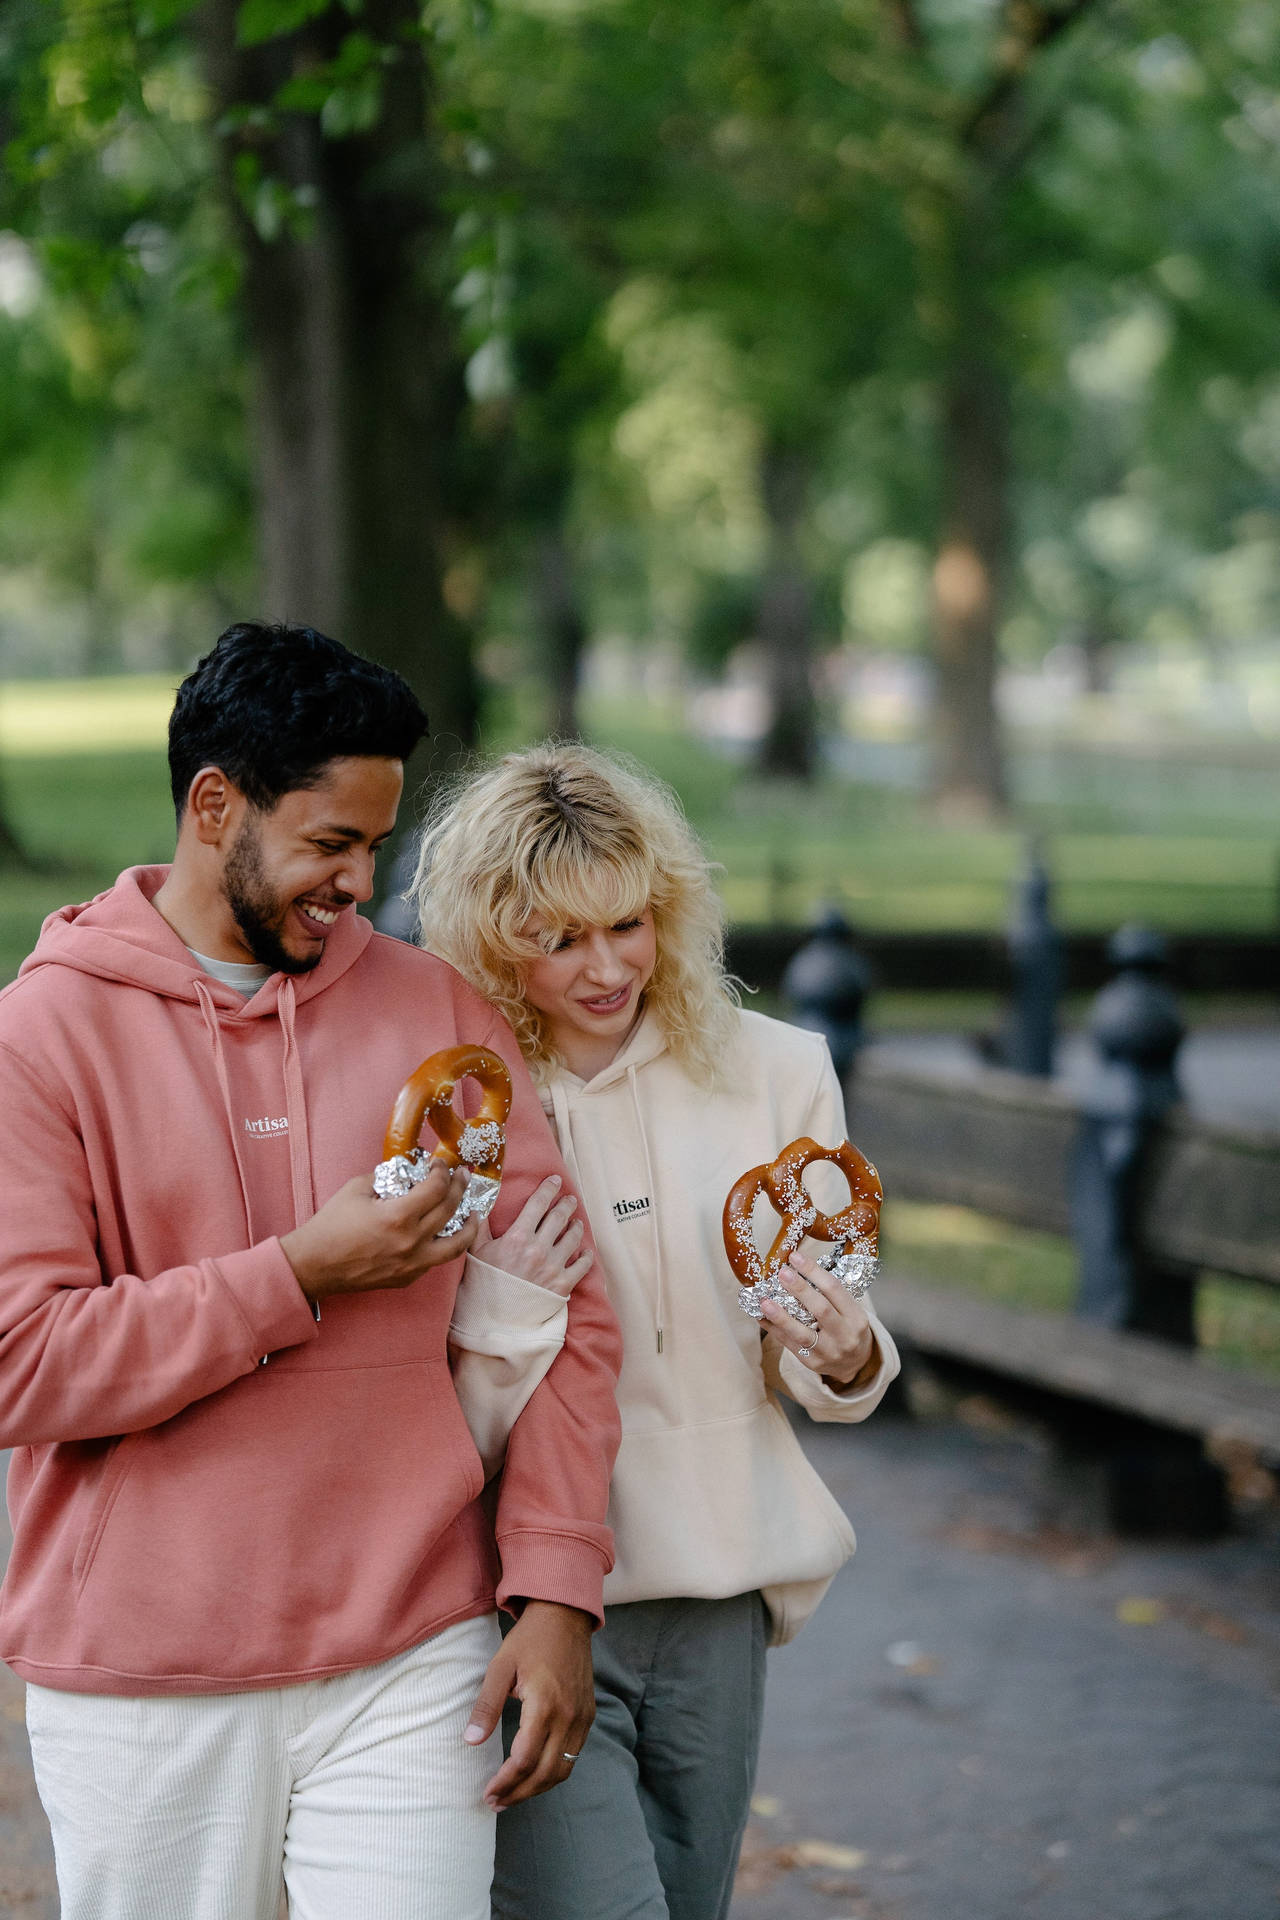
[449,1177,592,1478]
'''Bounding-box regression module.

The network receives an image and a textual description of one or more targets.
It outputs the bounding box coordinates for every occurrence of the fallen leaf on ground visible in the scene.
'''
[884,1640,940,1675]
[793,1840,869,1870]
[1116,1597,1166,1626]
[734,1829,869,1892]
[941,1522,1112,1576]
[1167,1599,1249,1645]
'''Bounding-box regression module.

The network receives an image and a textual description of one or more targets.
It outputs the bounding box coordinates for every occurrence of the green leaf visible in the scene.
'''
[235,0,335,50]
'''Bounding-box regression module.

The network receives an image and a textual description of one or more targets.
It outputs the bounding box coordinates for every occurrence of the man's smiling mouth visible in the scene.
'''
[298,901,340,929]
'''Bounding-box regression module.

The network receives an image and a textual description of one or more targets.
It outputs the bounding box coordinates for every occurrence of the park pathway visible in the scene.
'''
[736,1396,1280,1920]
[0,1392,1276,1919]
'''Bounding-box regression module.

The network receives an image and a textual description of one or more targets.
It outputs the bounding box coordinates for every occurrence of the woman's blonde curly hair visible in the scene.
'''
[410,742,741,1086]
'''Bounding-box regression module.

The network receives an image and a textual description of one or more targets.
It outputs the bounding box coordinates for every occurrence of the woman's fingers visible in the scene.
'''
[761,1251,874,1383]
[512,1175,564,1234]
[532,1194,580,1247]
[561,1250,594,1289]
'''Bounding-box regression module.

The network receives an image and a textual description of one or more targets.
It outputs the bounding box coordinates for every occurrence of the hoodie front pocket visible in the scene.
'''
[69,1361,490,1685]
[72,1433,139,1597]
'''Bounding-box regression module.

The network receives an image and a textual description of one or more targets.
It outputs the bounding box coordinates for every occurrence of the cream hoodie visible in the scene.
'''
[455,1006,899,1646]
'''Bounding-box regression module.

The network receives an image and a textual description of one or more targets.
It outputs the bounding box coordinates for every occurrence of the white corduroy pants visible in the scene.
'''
[25,1613,501,1920]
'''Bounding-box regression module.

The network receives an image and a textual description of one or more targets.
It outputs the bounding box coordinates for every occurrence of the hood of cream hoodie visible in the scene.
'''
[0,867,620,1694]
[539,1005,897,1645]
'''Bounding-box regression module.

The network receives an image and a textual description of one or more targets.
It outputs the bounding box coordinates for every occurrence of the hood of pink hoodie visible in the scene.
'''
[23,863,371,1008]
[19,866,373,1242]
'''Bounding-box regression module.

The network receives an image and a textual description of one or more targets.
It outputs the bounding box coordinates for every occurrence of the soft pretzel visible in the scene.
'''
[374,1044,513,1222]
[723,1135,882,1324]
[383,1044,512,1174]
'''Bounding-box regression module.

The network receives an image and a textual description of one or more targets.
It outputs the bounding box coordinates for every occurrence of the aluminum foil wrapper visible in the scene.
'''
[737,1236,879,1324]
[372,1149,502,1236]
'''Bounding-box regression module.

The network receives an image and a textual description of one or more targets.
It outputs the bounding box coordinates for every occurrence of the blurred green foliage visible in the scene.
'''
[0,0,252,677]
[1,0,1277,782]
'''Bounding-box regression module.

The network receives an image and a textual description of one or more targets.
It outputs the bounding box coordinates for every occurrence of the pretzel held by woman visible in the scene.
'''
[373,1044,513,1235]
[722,1135,882,1325]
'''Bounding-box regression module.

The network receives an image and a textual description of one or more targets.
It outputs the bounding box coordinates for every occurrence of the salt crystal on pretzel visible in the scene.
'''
[373,1044,513,1236]
[722,1135,882,1325]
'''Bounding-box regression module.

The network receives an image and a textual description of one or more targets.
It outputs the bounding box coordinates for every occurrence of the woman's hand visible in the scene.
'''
[477,1176,593,1298]
[760,1247,877,1390]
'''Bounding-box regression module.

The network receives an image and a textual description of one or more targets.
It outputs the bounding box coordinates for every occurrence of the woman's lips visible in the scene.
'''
[579,983,632,1015]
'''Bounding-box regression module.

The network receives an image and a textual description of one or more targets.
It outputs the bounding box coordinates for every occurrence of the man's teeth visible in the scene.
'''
[302,904,337,925]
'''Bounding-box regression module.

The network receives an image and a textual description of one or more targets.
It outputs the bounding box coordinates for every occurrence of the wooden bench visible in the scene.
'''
[872,1275,1280,1463]
[848,1058,1280,1465]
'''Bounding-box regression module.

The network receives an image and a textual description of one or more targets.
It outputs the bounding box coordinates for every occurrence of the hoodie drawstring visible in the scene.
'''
[278,979,316,1230]
[627,1064,667,1354]
[194,978,258,1247]
[194,976,320,1363]
[548,1078,583,1193]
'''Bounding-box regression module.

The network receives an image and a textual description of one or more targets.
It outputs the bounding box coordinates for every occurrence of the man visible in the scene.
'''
[0,623,622,1919]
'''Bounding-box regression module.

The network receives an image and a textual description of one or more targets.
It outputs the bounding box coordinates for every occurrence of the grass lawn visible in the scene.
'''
[575,700,1280,933]
[1,671,1279,976]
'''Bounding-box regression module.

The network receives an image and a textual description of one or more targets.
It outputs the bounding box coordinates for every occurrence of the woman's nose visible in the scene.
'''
[582,931,623,978]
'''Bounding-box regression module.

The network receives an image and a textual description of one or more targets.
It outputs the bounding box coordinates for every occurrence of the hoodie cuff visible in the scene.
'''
[209,1240,322,1362]
[451,1254,570,1357]
[495,1529,614,1632]
[778,1308,900,1423]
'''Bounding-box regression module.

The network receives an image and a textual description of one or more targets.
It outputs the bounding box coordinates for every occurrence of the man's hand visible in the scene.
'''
[280,1160,480,1302]
[464,1601,596,1810]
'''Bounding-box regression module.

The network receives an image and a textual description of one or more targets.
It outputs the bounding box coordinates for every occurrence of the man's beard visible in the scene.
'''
[223,815,323,976]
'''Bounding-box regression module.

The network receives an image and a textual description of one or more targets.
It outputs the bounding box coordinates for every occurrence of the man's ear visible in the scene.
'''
[185,767,244,847]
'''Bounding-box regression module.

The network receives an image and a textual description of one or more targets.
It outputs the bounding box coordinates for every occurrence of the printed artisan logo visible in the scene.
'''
[613,1195,651,1222]
[244,1115,289,1137]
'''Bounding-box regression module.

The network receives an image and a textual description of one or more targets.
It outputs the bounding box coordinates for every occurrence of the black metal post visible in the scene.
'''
[1003,839,1061,1076]
[1068,924,1226,1534]
[1070,924,1187,1336]
[780,906,872,1081]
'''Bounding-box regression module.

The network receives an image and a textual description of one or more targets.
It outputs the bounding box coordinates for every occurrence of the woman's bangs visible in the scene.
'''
[531,844,652,942]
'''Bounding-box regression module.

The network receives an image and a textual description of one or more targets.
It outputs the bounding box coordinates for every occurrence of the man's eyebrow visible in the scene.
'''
[311,822,393,842]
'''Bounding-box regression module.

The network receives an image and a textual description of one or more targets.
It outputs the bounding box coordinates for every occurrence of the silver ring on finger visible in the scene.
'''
[563,1751,580,1762]
[798,1339,818,1362]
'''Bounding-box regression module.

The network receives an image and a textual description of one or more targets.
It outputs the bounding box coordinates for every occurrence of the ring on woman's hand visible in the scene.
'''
[563,1751,580,1763]
[798,1340,818,1361]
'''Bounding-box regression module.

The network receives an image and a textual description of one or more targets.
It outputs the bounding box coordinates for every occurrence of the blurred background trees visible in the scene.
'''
[0,0,1277,818]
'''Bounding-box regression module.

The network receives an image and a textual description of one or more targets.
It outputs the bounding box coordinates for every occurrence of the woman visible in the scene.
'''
[414,743,898,1920]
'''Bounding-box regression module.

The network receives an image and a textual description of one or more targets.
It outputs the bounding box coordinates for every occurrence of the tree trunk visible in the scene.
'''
[755,446,817,780]
[0,789,30,872]
[535,529,588,740]
[928,195,1010,820]
[200,0,478,821]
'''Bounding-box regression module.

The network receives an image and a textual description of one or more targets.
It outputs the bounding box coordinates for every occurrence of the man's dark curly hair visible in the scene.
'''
[168,622,428,821]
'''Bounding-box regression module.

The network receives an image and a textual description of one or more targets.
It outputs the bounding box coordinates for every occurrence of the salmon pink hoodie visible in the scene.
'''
[0,868,621,1695]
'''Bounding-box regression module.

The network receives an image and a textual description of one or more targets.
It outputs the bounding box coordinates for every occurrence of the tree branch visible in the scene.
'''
[960,0,1105,152]
[881,0,927,53]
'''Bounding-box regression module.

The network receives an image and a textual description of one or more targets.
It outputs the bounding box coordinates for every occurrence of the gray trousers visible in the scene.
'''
[492,1592,767,1920]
